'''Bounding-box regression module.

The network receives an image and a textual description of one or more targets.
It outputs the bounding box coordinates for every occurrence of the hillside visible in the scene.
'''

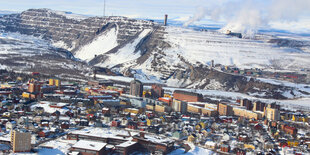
[0,8,310,99]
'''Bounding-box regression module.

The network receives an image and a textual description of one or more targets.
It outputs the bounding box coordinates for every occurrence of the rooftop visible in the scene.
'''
[72,140,107,151]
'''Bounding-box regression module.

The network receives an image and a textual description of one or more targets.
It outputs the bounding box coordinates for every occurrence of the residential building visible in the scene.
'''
[240,99,253,110]
[11,130,31,153]
[49,78,61,88]
[28,82,41,93]
[129,79,143,97]
[253,101,266,112]
[265,107,280,121]
[218,103,233,116]
[233,107,262,120]
[150,84,164,99]
[173,90,203,102]
[172,99,187,114]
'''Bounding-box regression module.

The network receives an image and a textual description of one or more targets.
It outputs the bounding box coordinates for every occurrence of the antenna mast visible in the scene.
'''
[103,0,106,17]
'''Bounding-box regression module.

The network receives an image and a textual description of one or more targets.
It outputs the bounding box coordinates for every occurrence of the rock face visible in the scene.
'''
[0,8,307,99]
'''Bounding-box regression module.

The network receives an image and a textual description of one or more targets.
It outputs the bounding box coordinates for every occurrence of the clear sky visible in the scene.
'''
[0,0,218,18]
[1,0,310,34]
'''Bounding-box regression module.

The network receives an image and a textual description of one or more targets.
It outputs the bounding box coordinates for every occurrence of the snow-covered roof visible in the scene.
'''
[72,140,107,151]
[69,127,138,140]
[116,141,137,147]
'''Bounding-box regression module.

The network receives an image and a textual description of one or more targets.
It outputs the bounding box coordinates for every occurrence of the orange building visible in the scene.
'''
[28,82,41,93]
[218,103,234,116]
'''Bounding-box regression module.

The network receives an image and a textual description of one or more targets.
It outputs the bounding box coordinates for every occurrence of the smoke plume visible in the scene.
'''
[184,0,310,35]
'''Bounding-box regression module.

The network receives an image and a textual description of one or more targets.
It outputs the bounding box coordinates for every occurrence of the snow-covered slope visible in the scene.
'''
[0,32,91,79]
[100,28,152,68]
[75,27,119,61]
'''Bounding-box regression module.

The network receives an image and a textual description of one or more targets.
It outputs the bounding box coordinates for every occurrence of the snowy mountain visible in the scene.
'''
[0,10,18,17]
[0,8,310,99]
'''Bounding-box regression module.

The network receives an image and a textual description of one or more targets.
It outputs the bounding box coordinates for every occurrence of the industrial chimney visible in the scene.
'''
[164,14,168,26]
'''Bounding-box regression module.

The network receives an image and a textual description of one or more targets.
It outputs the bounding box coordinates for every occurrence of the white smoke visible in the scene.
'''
[184,0,310,35]
[183,7,207,27]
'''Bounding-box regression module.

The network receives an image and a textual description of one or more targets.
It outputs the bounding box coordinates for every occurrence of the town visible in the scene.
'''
[0,69,309,155]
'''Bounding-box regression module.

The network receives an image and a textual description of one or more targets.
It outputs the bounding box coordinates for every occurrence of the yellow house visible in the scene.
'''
[292,115,309,122]
[199,122,206,129]
[160,116,166,123]
[201,130,208,136]
[120,101,131,106]
[287,141,299,147]
[146,104,155,111]
[22,92,30,98]
[195,124,202,131]
[292,115,296,121]
[146,119,152,126]
[90,91,100,96]
[164,94,171,98]
[49,79,54,86]
[244,144,255,150]
[49,78,61,87]
[187,134,196,143]
[55,79,61,87]
[124,108,142,114]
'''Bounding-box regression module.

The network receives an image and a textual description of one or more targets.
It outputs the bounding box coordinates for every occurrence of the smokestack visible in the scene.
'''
[93,69,97,80]
[164,14,168,26]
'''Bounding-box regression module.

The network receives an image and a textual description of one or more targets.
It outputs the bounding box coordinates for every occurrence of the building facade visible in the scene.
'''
[11,130,31,153]
[218,103,233,116]
[173,90,203,102]
[130,80,143,97]
[264,107,280,121]
[172,99,187,114]
[151,84,164,99]
[28,82,41,93]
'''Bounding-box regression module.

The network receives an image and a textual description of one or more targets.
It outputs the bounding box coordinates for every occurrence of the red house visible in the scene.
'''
[38,130,50,138]
[111,120,120,127]
[61,122,69,129]
[220,144,230,152]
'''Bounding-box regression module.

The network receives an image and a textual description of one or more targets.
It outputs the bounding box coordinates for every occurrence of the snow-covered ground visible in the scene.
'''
[169,143,214,155]
[163,26,310,71]
[39,137,77,155]
[256,78,310,98]
[31,101,69,115]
